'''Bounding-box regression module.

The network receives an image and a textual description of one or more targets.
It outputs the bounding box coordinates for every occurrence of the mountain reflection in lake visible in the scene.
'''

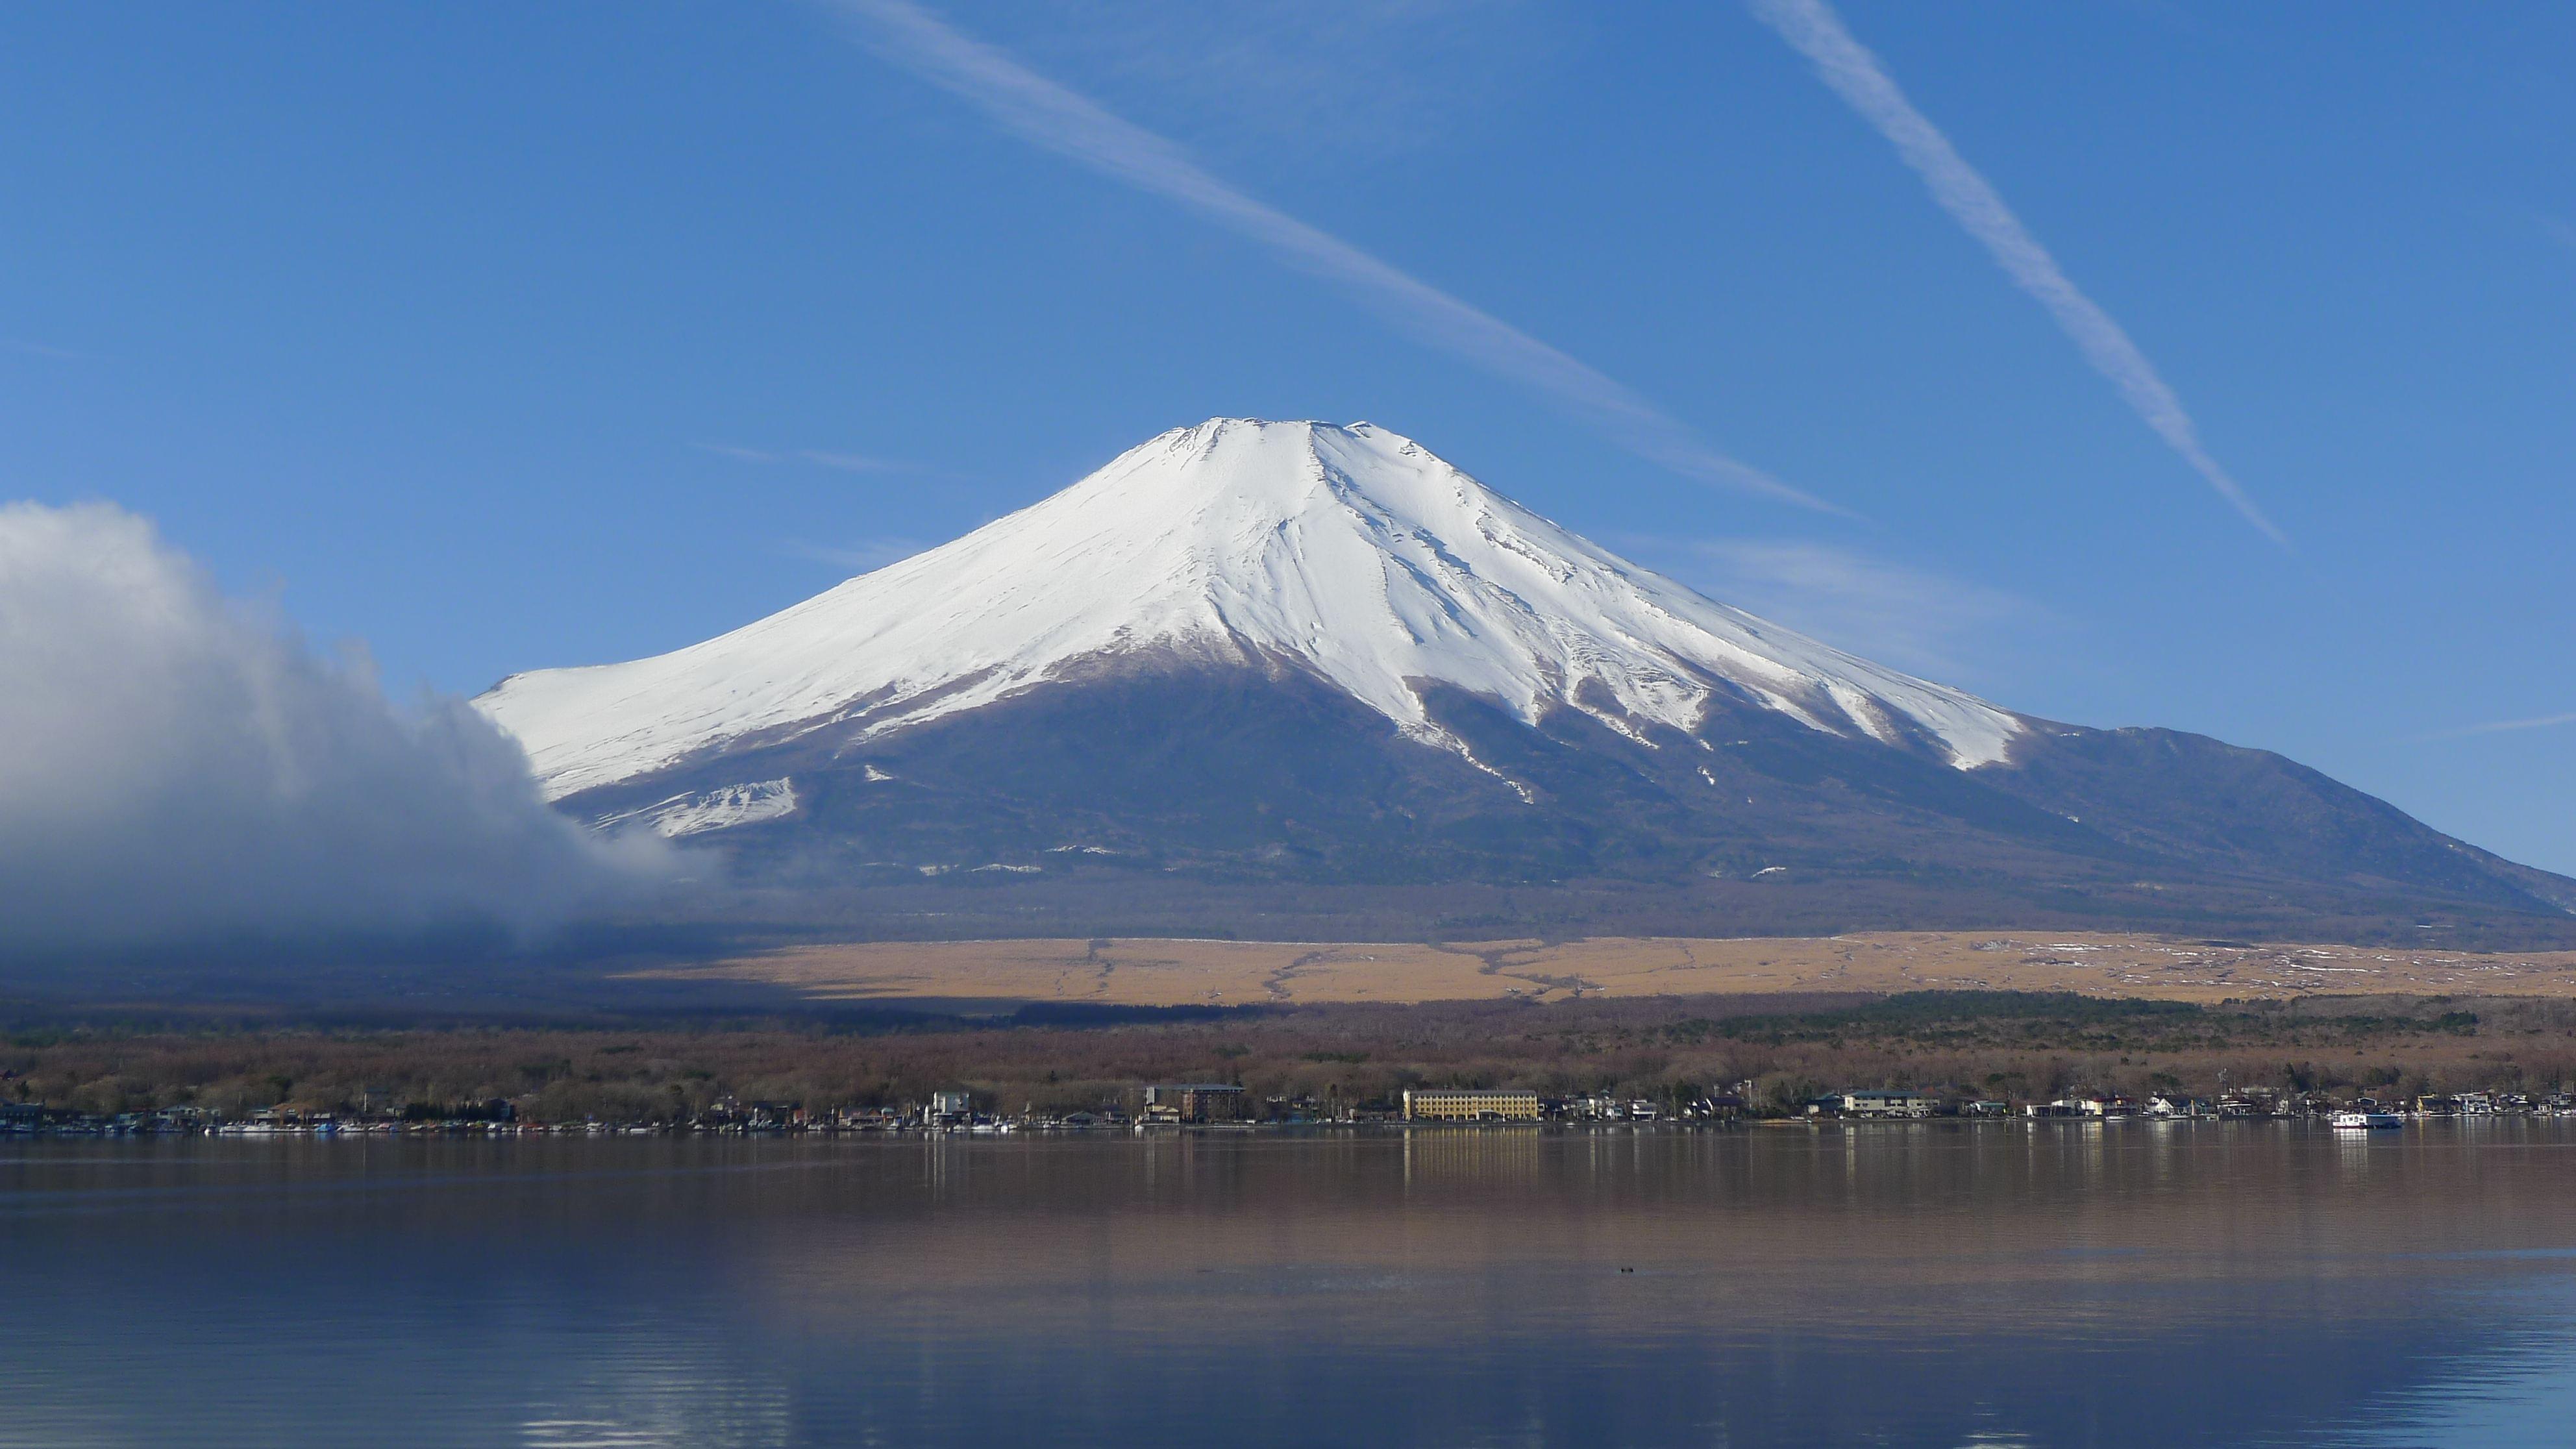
[6,1124,2576,1447]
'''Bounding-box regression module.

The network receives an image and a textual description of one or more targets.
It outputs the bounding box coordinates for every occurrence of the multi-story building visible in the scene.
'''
[1402,1089,1542,1122]
[1140,1084,1249,1123]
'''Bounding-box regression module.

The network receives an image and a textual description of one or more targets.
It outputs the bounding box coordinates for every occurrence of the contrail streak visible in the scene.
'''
[831,0,1844,515]
[1749,0,2285,545]
[2412,712,2576,742]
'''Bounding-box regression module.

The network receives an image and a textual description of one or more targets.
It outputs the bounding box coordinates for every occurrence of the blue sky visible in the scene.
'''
[5,3,2573,872]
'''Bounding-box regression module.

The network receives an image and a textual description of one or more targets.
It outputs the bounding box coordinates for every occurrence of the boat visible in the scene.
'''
[2330,1109,2403,1130]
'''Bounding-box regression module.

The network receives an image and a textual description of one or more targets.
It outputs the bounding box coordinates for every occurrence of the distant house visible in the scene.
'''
[1836,1090,1933,1119]
[1568,1093,1623,1121]
[2024,1095,2136,1119]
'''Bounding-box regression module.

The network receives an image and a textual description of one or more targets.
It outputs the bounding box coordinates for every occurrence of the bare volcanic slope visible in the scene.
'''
[477,419,2576,939]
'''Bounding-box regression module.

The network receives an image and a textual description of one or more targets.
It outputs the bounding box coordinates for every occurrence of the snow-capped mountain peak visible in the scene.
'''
[477,419,2022,799]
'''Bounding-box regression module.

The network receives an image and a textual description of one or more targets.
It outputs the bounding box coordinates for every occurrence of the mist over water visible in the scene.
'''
[6,1123,2576,1446]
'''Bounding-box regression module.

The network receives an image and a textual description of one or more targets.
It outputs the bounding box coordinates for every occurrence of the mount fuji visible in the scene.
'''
[477,420,2575,941]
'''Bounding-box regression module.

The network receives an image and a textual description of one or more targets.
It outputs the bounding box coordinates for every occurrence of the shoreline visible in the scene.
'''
[13,988,2574,1137]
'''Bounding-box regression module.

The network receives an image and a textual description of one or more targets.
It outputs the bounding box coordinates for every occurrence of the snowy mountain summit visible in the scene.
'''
[473,419,2575,929]
[481,419,2020,802]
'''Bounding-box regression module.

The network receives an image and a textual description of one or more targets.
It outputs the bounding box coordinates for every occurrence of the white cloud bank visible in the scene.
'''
[831,0,1841,515]
[0,502,663,956]
[1749,0,2285,546]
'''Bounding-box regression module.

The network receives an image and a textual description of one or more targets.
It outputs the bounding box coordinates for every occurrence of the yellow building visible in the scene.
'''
[1402,1089,1541,1122]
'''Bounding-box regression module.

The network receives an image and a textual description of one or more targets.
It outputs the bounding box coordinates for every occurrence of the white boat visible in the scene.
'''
[2331,1110,2403,1130]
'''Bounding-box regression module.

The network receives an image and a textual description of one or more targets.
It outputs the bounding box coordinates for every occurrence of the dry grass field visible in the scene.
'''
[641,932,2576,1008]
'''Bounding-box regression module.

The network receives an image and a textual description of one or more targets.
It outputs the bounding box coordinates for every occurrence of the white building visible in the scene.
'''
[1837,1090,1933,1119]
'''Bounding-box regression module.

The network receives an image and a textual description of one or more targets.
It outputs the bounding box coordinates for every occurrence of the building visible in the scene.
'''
[1402,1089,1542,1122]
[1140,1084,1248,1123]
[1836,1089,1933,1119]
[2025,1095,2136,1119]
[1694,1093,1748,1119]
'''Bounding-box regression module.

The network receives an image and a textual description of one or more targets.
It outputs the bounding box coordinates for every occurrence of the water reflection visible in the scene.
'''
[4,1124,2575,1446]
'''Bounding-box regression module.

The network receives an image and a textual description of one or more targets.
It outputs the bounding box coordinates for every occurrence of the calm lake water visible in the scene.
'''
[8,1123,2576,1447]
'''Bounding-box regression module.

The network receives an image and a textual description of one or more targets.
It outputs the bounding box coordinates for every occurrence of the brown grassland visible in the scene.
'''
[652,932,2576,1008]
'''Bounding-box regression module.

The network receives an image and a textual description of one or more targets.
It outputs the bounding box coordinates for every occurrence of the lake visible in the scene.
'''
[6,1122,2576,1446]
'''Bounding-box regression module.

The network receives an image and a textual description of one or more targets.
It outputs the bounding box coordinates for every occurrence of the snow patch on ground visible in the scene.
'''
[591,778,796,838]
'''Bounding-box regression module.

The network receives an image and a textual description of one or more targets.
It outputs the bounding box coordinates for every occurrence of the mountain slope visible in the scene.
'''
[475,419,2576,939]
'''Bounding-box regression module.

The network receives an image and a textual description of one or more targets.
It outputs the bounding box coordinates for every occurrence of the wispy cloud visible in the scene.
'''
[1626,534,2044,681]
[695,442,910,473]
[2410,712,2576,743]
[1,337,103,362]
[780,536,932,575]
[829,0,1842,515]
[999,0,1550,160]
[1748,0,2285,546]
